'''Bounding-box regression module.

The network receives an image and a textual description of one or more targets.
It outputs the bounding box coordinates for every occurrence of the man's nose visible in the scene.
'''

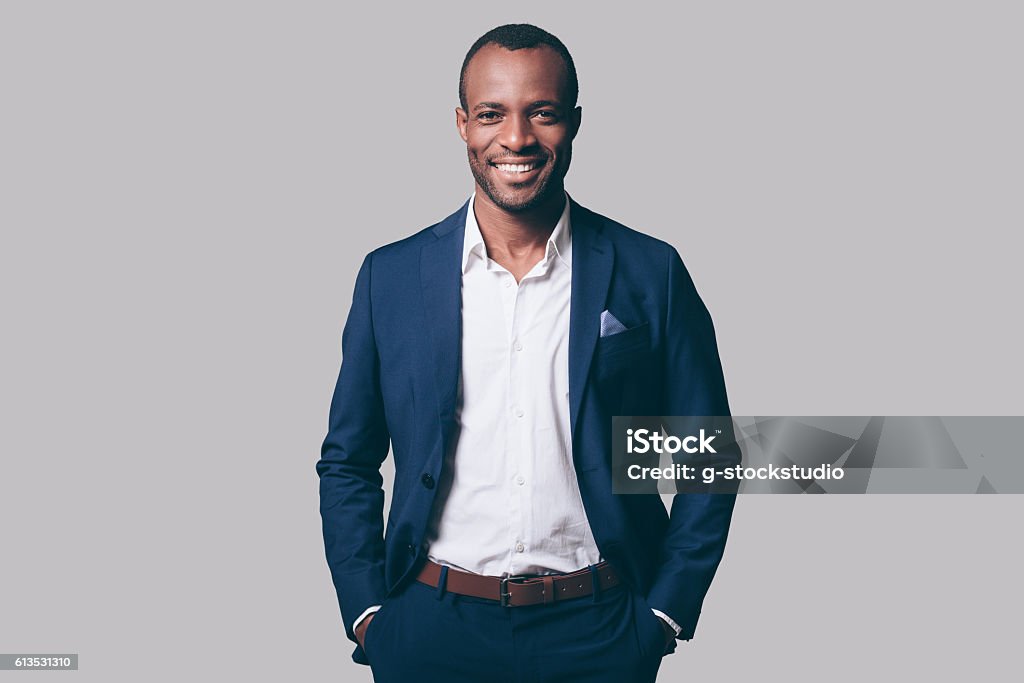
[498,114,538,152]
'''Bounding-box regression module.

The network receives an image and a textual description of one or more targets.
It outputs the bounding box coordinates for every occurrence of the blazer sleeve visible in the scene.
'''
[645,246,739,641]
[316,252,390,649]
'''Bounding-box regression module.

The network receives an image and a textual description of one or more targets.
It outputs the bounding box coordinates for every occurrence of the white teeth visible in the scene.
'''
[495,163,537,173]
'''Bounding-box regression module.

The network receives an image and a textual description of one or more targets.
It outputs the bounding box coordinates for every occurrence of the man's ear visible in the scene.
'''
[456,107,469,143]
[570,106,582,140]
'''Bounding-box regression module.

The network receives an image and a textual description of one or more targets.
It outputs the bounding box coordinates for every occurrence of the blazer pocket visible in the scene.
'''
[595,322,650,358]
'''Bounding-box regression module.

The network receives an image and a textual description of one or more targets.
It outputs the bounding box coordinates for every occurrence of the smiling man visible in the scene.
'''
[318,24,737,683]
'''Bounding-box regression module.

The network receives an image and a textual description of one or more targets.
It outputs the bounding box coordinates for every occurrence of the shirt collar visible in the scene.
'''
[462,192,572,274]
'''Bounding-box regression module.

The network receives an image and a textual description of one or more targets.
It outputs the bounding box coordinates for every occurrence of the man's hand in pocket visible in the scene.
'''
[355,613,375,650]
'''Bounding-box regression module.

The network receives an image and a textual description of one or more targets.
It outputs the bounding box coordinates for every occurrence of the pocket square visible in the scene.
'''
[599,310,628,337]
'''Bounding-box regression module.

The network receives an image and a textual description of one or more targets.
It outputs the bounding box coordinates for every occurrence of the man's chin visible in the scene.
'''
[481,180,560,213]
[485,191,548,213]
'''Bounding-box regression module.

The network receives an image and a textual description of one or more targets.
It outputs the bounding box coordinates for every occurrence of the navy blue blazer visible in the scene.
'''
[318,198,738,664]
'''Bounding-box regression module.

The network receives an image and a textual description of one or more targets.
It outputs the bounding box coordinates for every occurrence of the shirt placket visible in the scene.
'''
[511,258,553,574]
[495,267,525,574]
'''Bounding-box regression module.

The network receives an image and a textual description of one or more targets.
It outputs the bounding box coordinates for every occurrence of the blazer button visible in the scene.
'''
[407,544,417,556]
[421,473,435,489]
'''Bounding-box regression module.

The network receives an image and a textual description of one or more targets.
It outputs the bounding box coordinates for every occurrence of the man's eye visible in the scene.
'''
[477,112,501,121]
[534,111,559,122]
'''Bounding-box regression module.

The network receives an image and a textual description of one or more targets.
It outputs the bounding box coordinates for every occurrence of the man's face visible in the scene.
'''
[457,44,581,213]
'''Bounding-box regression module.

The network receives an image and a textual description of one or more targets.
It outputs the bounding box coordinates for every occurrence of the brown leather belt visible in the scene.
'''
[416,560,622,607]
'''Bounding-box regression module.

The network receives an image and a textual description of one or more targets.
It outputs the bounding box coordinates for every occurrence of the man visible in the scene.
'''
[318,24,737,683]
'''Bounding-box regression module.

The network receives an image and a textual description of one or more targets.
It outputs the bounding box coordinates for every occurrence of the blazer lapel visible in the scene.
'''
[420,201,468,450]
[568,200,614,441]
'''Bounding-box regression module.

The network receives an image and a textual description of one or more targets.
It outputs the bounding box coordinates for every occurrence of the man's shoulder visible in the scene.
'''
[366,201,469,264]
[572,201,679,259]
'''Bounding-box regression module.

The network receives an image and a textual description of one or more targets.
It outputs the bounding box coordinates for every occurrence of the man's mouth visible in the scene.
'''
[489,159,545,176]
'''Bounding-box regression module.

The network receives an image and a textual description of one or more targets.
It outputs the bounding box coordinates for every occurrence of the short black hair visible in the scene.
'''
[459,24,578,112]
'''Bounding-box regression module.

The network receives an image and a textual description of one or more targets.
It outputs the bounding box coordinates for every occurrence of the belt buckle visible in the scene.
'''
[499,574,532,607]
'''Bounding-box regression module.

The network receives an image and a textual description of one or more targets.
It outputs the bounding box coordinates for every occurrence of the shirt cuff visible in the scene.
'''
[651,608,683,637]
[353,605,381,632]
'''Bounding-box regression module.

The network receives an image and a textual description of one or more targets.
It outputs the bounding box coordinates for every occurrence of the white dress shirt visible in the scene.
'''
[354,194,681,638]
[425,193,602,575]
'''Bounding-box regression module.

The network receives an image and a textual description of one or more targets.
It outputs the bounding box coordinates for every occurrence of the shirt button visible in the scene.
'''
[514,408,524,418]
[515,475,525,486]
[513,342,523,351]
[504,280,512,288]
[421,473,435,489]
[515,542,525,553]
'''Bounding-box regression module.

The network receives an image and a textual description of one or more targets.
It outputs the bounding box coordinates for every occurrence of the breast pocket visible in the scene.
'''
[594,323,651,380]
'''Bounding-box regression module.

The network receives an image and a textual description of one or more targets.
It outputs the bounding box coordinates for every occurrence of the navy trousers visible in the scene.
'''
[362,573,667,682]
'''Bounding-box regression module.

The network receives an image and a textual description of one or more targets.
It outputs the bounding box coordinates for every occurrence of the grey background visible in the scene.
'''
[1,1,1021,680]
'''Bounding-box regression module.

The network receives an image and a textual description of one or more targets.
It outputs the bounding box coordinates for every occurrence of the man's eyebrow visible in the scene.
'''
[471,100,565,112]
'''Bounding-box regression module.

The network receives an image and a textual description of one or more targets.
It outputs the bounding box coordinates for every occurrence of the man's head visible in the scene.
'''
[457,24,582,214]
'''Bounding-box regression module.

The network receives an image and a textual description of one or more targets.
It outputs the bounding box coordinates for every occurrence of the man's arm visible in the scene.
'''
[645,247,739,641]
[316,253,390,650]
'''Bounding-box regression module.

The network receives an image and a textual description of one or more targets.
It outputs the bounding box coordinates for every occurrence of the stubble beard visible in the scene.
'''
[468,150,566,213]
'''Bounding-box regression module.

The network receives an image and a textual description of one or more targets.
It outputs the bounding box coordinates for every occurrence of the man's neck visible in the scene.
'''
[472,188,565,282]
